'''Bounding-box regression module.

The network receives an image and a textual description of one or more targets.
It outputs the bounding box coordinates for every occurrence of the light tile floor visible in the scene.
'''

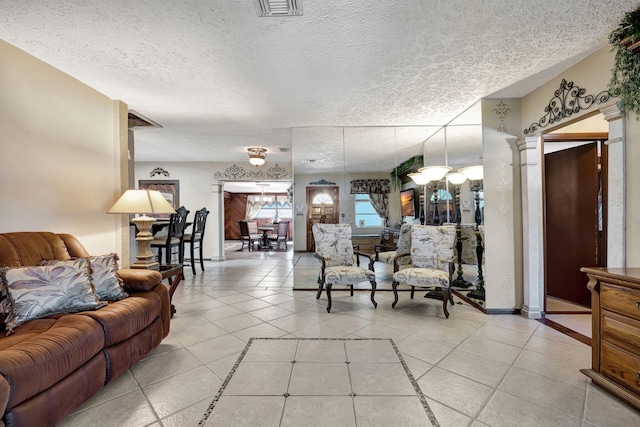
[59,247,640,427]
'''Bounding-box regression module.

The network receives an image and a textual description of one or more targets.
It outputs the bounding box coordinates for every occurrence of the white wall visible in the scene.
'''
[0,40,127,256]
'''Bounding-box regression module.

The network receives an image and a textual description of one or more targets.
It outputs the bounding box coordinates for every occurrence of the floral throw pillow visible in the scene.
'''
[0,258,106,334]
[89,254,129,301]
[42,254,129,301]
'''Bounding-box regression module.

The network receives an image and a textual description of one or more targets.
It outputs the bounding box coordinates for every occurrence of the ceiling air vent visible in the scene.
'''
[254,0,303,17]
[128,110,162,128]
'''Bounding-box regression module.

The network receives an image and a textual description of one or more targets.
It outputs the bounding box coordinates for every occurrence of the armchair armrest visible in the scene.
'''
[373,244,396,261]
[393,252,411,273]
[354,250,375,271]
[373,244,395,253]
[118,269,163,292]
[313,253,327,283]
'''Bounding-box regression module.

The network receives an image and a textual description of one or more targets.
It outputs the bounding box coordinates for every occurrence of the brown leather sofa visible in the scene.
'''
[0,232,171,427]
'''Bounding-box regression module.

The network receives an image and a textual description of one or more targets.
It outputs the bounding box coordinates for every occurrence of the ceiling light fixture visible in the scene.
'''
[248,147,267,166]
[254,0,303,17]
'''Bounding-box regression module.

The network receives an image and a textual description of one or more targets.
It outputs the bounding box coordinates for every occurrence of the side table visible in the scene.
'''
[159,264,184,317]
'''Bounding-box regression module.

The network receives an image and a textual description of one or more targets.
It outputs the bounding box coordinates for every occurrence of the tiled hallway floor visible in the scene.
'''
[59,250,640,426]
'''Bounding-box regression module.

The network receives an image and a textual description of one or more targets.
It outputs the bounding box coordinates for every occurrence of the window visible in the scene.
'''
[255,195,292,221]
[354,194,382,227]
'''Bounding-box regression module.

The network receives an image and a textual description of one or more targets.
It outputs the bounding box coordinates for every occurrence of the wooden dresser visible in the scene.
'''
[580,267,640,411]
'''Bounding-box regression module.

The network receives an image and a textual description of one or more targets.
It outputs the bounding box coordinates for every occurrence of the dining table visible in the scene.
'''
[257,225,275,249]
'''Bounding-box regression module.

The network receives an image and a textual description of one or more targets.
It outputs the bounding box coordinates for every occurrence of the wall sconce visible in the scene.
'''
[247,147,267,166]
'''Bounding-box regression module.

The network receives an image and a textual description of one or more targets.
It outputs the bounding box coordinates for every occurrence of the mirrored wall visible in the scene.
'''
[290,103,486,306]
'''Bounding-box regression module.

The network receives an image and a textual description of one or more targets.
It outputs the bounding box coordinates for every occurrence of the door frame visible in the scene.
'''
[306,186,339,252]
[541,132,608,313]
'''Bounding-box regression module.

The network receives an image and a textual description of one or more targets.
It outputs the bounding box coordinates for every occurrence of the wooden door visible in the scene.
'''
[544,142,601,308]
[306,186,339,252]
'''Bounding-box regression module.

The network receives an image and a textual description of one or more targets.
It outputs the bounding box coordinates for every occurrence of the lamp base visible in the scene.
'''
[131,215,160,270]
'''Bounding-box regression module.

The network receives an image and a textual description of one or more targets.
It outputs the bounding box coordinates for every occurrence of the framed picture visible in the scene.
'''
[138,180,179,218]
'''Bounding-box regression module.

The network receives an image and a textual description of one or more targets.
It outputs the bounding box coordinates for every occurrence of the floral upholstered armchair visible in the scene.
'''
[312,223,377,313]
[391,224,457,318]
[374,223,413,272]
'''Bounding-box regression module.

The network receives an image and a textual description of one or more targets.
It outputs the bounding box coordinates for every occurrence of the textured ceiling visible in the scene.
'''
[0,0,634,172]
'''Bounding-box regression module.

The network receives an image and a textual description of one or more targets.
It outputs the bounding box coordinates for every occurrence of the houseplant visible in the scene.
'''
[609,6,640,117]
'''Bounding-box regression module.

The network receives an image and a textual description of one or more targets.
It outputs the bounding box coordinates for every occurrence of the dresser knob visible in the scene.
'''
[637,301,640,309]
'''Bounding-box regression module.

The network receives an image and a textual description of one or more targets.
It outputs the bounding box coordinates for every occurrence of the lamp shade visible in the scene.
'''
[446,172,467,185]
[107,189,176,215]
[408,172,431,185]
[459,165,484,181]
[418,165,452,181]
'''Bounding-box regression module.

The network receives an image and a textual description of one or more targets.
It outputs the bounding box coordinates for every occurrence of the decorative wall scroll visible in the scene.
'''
[524,79,611,135]
[350,179,391,194]
[494,100,510,133]
[213,164,291,180]
[309,179,336,185]
[149,167,170,178]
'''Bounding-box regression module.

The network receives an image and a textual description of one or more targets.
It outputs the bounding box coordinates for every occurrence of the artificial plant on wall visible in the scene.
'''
[609,6,640,117]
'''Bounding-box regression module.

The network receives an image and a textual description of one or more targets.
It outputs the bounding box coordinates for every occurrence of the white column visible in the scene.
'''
[209,182,225,261]
[517,136,544,319]
[601,103,625,268]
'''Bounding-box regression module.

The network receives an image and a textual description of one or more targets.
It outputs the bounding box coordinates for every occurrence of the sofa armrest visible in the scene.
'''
[118,269,162,292]
[0,374,8,425]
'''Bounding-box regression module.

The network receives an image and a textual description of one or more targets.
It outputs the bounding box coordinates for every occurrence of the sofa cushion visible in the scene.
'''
[0,315,105,409]
[78,290,162,347]
[0,232,72,268]
[0,260,106,333]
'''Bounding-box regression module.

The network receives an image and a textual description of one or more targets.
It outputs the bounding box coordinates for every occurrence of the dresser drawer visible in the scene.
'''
[601,341,640,395]
[601,283,640,322]
[602,311,640,355]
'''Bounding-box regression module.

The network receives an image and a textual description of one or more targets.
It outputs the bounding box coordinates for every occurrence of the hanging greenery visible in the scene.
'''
[609,6,640,117]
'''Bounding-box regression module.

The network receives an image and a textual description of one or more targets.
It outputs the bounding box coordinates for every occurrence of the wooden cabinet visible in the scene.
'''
[352,234,380,254]
[581,267,640,410]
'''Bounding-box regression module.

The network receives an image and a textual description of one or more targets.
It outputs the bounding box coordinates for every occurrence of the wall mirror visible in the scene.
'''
[291,103,485,305]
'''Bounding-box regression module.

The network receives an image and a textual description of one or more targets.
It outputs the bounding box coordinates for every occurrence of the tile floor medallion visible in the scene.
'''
[198,338,439,427]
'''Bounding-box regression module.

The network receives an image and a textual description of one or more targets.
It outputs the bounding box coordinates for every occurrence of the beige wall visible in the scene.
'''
[522,47,614,132]
[481,98,523,310]
[0,40,127,256]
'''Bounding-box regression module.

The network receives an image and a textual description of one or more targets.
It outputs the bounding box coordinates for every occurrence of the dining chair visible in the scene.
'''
[239,220,261,251]
[391,224,456,318]
[150,206,190,265]
[267,221,289,250]
[183,207,209,275]
[312,223,377,313]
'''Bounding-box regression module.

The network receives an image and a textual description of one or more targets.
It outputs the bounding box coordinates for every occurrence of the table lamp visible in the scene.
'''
[108,189,176,270]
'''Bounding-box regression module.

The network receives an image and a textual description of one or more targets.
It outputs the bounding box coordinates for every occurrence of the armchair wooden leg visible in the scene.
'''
[410,286,415,299]
[391,280,399,308]
[316,279,324,299]
[326,283,333,313]
[442,287,451,318]
[370,280,377,308]
[350,284,354,296]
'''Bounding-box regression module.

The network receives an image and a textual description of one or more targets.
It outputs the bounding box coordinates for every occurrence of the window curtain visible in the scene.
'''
[245,195,262,220]
[350,179,390,226]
